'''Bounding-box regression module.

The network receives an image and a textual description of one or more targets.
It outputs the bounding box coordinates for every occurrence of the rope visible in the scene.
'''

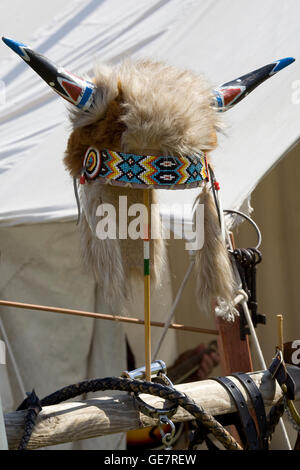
[18,390,41,451]
[17,376,243,451]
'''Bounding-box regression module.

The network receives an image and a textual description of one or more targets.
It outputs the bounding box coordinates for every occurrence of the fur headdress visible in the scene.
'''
[3,37,294,317]
[65,59,220,313]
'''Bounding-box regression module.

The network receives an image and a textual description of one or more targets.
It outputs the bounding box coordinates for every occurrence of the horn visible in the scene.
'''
[213,57,295,112]
[2,37,95,110]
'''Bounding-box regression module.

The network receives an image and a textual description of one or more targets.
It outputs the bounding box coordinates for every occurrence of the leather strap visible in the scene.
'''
[213,376,260,450]
[268,349,295,400]
[231,372,268,449]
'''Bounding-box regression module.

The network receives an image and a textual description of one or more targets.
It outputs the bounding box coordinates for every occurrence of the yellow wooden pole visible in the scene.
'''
[143,189,151,381]
[277,314,284,351]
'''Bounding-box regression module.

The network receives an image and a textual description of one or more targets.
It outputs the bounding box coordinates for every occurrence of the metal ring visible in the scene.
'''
[224,209,262,250]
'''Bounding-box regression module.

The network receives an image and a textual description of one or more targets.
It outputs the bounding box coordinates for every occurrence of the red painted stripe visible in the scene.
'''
[62,80,82,102]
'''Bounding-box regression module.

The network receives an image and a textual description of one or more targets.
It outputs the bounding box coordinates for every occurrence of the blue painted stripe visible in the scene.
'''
[272,57,295,74]
[78,85,94,108]
[213,91,224,108]
[2,37,28,59]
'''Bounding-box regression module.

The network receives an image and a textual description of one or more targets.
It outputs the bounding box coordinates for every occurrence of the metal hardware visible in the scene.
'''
[122,360,167,381]
[159,415,176,450]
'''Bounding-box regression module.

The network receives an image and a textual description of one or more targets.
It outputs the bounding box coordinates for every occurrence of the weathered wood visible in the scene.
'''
[5,366,300,449]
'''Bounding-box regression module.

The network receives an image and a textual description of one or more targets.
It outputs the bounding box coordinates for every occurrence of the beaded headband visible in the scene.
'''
[79,148,209,189]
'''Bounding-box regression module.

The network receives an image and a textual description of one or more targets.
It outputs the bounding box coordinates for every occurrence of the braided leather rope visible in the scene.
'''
[17,376,242,450]
[17,390,42,451]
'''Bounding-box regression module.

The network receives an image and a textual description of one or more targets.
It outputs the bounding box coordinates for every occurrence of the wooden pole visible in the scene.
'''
[143,189,151,381]
[0,299,218,335]
[277,314,284,351]
[4,366,300,450]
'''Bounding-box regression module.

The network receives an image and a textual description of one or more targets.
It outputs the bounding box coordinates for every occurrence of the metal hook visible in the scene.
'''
[159,415,176,450]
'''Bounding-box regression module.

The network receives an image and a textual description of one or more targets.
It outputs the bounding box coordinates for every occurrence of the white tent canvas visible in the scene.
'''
[0,0,299,449]
[0,0,299,226]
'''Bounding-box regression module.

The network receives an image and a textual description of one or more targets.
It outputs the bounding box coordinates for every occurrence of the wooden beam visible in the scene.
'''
[5,366,300,450]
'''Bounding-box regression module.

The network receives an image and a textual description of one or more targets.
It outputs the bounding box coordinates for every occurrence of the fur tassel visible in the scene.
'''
[79,181,166,311]
[79,181,126,312]
[194,184,238,321]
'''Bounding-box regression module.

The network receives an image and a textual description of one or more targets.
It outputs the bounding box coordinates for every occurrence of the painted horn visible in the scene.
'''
[2,37,95,110]
[213,57,295,112]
